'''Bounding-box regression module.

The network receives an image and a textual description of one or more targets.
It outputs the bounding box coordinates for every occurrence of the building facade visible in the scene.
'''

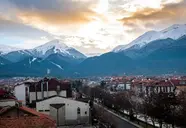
[36,96,90,126]
[21,78,72,107]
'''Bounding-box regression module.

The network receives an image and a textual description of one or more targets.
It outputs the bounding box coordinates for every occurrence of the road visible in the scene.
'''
[94,103,142,128]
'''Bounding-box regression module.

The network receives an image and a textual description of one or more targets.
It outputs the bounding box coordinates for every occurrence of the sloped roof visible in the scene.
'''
[0,106,56,128]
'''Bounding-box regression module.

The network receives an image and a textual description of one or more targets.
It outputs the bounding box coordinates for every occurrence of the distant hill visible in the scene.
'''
[70,52,135,77]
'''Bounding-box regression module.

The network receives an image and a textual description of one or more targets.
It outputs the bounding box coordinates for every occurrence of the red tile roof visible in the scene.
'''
[0,106,56,128]
[0,117,56,128]
[20,106,53,120]
[0,106,11,114]
[170,79,186,86]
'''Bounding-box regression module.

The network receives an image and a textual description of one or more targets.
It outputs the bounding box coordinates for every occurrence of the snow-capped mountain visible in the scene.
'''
[0,56,68,77]
[0,44,20,55]
[1,39,86,62]
[2,50,33,62]
[113,24,186,52]
[31,39,86,59]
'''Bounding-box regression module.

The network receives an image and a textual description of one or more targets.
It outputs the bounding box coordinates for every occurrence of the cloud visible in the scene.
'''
[120,0,186,28]
[0,15,53,49]
[0,0,186,54]
[18,9,99,25]
[7,0,103,25]
[0,16,52,39]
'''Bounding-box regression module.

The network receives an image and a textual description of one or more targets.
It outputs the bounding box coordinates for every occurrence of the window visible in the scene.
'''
[77,107,80,115]
[39,110,44,112]
[45,110,50,112]
[85,111,87,115]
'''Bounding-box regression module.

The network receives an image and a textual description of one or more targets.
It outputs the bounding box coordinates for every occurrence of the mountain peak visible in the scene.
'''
[31,39,86,59]
[42,39,69,49]
[160,24,186,39]
[113,23,186,52]
[32,39,70,56]
[0,44,20,55]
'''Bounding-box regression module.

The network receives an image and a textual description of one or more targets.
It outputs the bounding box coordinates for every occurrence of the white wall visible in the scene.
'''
[29,91,57,103]
[14,84,26,105]
[126,83,131,90]
[0,100,16,107]
[36,96,89,120]
[59,91,66,97]
[29,91,67,103]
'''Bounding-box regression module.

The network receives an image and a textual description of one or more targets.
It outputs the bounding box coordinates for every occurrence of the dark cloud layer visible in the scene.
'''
[0,16,52,39]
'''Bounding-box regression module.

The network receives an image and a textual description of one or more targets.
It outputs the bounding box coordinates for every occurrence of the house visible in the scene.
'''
[36,95,90,126]
[0,89,17,107]
[131,80,176,96]
[170,79,186,93]
[14,79,39,105]
[19,78,72,107]
[14,84,29,105]
[116,82,131,91]
[0,105,56,128]
[0,88,56,128]
[0,99,16,107]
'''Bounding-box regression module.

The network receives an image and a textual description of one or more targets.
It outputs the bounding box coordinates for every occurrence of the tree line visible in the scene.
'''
[82,85,186,128]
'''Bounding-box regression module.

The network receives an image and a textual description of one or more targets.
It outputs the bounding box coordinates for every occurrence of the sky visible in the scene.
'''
[0,0,186,56]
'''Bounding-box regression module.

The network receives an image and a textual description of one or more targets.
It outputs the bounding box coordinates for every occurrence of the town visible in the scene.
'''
[0,0,186,127]
[0,76,186,128]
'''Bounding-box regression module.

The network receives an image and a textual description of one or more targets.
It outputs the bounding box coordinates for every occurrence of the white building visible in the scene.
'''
[14,79,37,105]
[36,96,90,126]
[14,84,29,105]
[116,82,131,91]
[14,78,72,108]
[0,99,16,107]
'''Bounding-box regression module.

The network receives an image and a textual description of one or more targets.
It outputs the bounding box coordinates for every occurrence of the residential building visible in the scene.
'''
[0,99,16,107]
[131,80,176,96]
[14,84,29,105]
[36,95,90,126]
[16,78,72,107]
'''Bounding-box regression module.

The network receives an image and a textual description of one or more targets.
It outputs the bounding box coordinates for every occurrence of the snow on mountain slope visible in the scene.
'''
[160,24,186,39]
[113,24,186,52]
[0,44,20,55]
[33,39,69,55]
[28,57,38,65]
[31,39,86,59]
[50,61,64,70]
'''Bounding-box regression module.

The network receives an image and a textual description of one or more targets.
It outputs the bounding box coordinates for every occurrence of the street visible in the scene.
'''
[94,103,142,128]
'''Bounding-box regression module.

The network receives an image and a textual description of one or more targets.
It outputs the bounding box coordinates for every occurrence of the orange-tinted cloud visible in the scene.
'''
[9,0,104,25]
[18,10,99,25]
[120,0,186,27]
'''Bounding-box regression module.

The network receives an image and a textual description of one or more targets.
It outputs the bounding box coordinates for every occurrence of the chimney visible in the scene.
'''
[46,81,49,98]
[57,85,60,96]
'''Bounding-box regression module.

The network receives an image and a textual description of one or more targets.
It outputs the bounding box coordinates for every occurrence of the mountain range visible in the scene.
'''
[0,24,186,77]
